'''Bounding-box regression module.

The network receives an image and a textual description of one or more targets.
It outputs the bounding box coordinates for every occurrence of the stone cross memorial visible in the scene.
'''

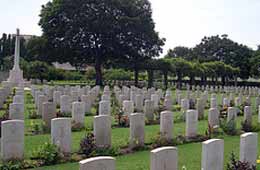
[8,29,24,86]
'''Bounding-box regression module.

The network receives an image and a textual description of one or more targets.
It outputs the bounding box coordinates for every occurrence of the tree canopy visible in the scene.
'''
[39,0,165,85]
[192,35,253,79]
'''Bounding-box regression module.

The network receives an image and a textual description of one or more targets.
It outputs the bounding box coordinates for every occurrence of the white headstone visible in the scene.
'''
[160,111,173,140]
[1,120,24,161]
[9,103,24,120]
[244,106,252,125]
[60,95,72,114]
[185,110,198,138]
[94,115,112,148]
[37,95,48,116]
[99,100,111,115]
[240,132,258,166]
[144,100,154,121]
[130,113,145,148]
[150,147,178,170]
[51,118,71,153]
[123,100,134,115]
[79,156,115,170]
[208,108,219,127]
[81,95,92,113]
[42,102,56,128]
[227,107,237,122]
[72,102,85,126]
[201,139,224,170]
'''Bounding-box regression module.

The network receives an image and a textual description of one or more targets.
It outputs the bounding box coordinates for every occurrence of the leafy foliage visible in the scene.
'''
[31,142,62,166]
[166,46,193,61]
[227,152,256,170]
[0,160,39,170]
[104,69,133,81]
[193,35,252,79]
[220,118,237,136]
[241,121,260,132]
[79,133,96,157]
[39,0,165,85]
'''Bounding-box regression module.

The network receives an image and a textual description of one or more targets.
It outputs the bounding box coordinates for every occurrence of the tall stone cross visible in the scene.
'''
[13,28,20,70]
[8,28,24,86]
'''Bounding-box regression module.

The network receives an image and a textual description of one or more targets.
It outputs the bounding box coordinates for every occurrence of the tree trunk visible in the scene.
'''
[134,67,139,87]
[190,75,195,86]
[163,71,168,90]
[221,76,225,86]
[200,76,204,86]
[234,76,238,87]
[204,76,207,86]
[177,73,182,89]
[95,58,103,86]
[148,70,154,88]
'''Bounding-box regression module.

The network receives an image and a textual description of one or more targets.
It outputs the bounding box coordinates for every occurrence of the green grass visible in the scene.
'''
[31,135,260,170]
[4,89,260,169]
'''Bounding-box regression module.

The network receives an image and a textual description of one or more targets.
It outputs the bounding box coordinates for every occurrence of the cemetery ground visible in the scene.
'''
[1,87,260,170]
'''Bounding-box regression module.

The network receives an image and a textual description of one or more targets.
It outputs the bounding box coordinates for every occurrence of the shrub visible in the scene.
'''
[205,123,223,139]
[104,69,133,81]
[220,118,237,136]
[28,110,41,119]
[31,142,62,166]
[95,147,120,157]
[0,160,39,170]
[41,122,50,134]
[29,122,42,135]
[227,152,256,170]
[151,133,178,148]
[64,71,84,81]
[56,111,71,118]
[220,106,228,118]
[79,133,96,157]
[85,67,96,80]
[27,61,50,81]
[241,121,260,132]
[48,68,66,80]
[173,105,181,111]
[115,109,130,127]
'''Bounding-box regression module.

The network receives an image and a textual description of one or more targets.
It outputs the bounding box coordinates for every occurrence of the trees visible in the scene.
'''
[189,62,205,85]
[26,36,51,63]
[0,33,27,70]
[250,49,260,78]
[167,58,191,88]
[166,46,192,60]
[193,35,253,79]
[39,0,164,85]
[27,61,50,81]
[202,61,240,85]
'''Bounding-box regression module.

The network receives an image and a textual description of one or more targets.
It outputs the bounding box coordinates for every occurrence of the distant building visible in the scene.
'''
[52,62,76,71]
[21,34,34,43]
[11,33,35,43]
[52,62,89,71]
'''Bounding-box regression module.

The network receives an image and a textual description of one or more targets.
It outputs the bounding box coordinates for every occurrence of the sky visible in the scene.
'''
[0,0,259,55]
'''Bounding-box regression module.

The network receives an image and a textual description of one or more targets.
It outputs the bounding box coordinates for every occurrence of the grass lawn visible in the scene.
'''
[3,88,260,170]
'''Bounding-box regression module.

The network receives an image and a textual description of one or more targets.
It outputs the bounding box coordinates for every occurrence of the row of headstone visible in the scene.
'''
[31,85,102,128]
[113,84,260,123]
[79,132,258,170]
[0,117,72,161]
[0,82,14,109]
[111,80,260,94]
[9,87,24,120]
